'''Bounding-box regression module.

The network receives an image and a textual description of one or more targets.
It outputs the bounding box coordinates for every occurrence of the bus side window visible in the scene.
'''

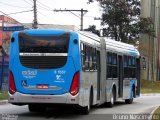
[124,55,129,78]
[85,45,90,70]
[132,57,136,78]
[106,52,118,79]
[92,48,97,70]
[123,56,137,78]
[89,47,93,70]
[107,52,112,78]
[112,53,118,78]
[128,56,132,78]
[81,44,97,71]
[81,43,85,70]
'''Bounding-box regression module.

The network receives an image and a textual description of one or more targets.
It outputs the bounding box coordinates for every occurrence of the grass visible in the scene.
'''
[141,80,160,94]
[152,106,160,120]
[0,91,8,100]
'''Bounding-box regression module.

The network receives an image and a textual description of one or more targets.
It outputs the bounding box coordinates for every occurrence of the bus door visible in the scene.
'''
[118,55,123,97]
[97,51,101,101]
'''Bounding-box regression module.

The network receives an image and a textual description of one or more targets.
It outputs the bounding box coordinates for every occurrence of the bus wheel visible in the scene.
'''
[81,90,93,115]
[125,90,133,104]
[81,104,90,115]
[107,89,115,108]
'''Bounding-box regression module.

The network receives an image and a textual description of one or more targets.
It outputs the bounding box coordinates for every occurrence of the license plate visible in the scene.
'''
[37,84,49,89]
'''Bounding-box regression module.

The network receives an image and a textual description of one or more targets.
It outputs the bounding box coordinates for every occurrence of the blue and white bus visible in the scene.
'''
[9,29,140,114]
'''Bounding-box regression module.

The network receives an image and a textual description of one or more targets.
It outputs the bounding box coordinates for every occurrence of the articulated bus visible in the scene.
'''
[9,29,140,114]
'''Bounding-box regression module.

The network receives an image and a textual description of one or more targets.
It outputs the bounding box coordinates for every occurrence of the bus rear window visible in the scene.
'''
[19,32,70,53]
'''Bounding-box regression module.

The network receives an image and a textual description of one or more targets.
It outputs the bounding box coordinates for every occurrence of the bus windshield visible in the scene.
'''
[19,32,70,53]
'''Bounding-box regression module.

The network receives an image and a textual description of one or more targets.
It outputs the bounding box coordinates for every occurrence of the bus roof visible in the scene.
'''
[77,31,140,57]
[104,38,140,56]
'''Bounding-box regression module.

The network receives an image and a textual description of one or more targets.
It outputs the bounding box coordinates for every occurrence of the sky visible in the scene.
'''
[0,0,102,30]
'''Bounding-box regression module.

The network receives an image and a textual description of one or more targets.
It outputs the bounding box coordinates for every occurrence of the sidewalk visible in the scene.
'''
[141,93,160,96]
[0,100,8,105]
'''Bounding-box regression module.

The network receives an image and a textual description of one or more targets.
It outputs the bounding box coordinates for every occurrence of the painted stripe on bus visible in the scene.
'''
[19,53,68,56]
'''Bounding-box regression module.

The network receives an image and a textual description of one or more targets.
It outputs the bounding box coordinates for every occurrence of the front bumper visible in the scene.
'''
[9,92,79,105]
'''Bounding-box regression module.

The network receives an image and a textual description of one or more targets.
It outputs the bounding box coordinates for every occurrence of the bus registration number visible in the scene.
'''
[54,70,66,74]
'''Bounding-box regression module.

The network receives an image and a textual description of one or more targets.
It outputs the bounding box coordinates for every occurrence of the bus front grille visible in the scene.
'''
[20,56,67,69]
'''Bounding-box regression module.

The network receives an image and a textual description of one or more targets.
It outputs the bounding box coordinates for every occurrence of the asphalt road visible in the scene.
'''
[0,95,160,120]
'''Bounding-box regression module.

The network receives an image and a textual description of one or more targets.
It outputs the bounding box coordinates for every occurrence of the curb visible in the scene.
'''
[148,106,159,120]
[0,100,8,105]
[141,94,160,96]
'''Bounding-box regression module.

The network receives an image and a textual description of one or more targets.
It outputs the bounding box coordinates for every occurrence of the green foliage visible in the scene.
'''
[88,0,155,44]
[139,17,155,37]
[0,91,8,100]
[152,107,160,120]
[84,25,100,36]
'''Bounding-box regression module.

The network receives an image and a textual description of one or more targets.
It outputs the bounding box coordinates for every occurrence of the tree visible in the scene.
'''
[88,0,155,44]
[84,25,100,36]
[139,17,155,37]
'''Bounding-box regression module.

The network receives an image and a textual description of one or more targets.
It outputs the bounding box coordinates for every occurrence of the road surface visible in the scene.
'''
[0,95,160,120]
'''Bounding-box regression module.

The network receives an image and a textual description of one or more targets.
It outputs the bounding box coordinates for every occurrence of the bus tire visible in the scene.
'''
[81,89,93,115]
[125,89,133,104]
[81,104,90,115]
[107,89,115,108]
[90,87,93,107]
